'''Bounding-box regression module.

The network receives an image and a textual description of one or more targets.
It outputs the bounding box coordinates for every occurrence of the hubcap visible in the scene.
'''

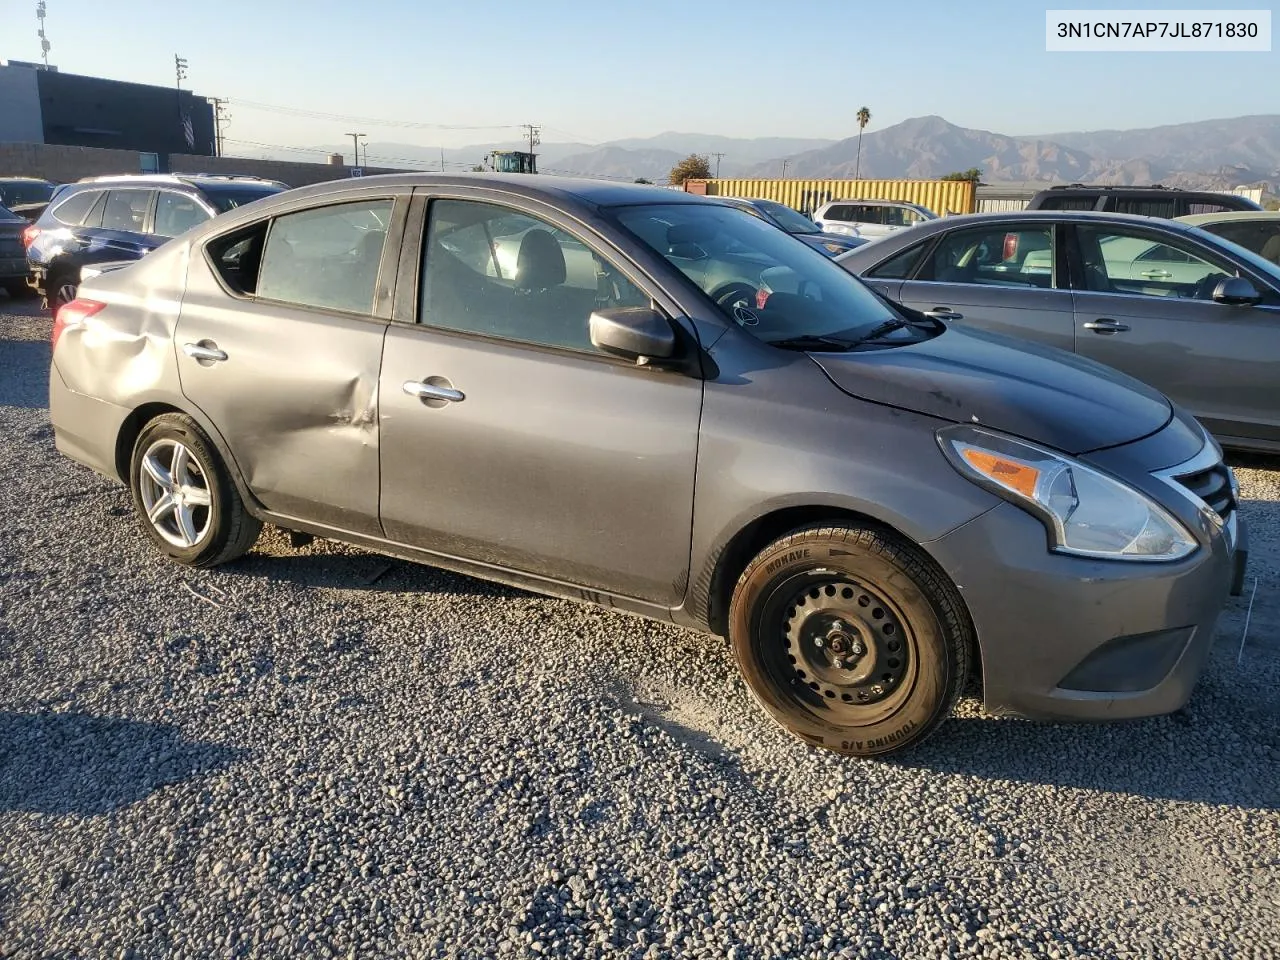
[55,283,78,308]
[138,439,213,549]
[762,573,915,723]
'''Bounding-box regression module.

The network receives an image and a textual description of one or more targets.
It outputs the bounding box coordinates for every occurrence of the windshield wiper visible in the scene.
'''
[848,318,911,345]
[766,334,859,352]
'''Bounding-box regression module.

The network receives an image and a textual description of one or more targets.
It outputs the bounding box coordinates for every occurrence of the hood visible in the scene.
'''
[796,233,863,257]
[810,325,1172,455]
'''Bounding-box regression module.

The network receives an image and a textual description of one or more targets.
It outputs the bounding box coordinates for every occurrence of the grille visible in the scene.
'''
[1175,462,1235,521]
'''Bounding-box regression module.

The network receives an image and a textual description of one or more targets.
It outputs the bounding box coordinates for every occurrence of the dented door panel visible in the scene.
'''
[175,263,388,535]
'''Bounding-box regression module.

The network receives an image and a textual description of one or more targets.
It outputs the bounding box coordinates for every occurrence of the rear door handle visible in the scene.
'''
[182,342,228,362]
[1082,319,1130,334]
[924,307,964,320]
[403,380,465,403]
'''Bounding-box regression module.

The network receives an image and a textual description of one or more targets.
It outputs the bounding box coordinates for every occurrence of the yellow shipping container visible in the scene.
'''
[692,178,976,216]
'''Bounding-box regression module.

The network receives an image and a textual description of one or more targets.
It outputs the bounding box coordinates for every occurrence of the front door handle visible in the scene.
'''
[924,307,964,320]
[182,341,228,362]
[1082,319,1131,334]
[1140,269,1173,280]
[402,379,465,403]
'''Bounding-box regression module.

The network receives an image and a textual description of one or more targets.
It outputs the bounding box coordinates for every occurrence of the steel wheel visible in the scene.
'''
[137,438,214,549]
[760,570,918,727]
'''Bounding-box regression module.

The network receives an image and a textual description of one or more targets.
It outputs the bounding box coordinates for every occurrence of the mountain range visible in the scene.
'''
[256,114,1280,192]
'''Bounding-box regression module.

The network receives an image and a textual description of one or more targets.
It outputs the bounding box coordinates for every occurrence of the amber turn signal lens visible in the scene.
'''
[960,448,1041,499]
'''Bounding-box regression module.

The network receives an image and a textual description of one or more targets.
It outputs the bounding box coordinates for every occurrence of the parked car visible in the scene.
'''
[49,175,1244,757]
[1177,211,1280,266]
[836,210,1280,453]
[711,196,867,256]
[812,199,937,240]
[25,174,287,312]
[0,203,31,297]
[0,177,57,221]
[1027,184,1261,217]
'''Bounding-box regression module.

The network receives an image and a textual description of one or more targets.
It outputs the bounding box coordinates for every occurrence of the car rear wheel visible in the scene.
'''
[47,271,78,316]
[129,413,261,567]
[729,524,971,757]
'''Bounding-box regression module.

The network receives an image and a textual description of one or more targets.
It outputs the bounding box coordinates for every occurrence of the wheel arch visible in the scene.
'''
[698,503,982,696]
[114,400,263,516]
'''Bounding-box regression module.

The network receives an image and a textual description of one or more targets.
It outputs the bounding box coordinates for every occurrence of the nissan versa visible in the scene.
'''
[48,175,1247,757]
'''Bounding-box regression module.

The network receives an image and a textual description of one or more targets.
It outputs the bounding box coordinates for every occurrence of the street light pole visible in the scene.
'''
[346,132,365,167]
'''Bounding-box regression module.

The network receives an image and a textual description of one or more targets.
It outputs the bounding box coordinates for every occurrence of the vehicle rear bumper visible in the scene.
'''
[49,363,129,482]
[925,500,1233,722]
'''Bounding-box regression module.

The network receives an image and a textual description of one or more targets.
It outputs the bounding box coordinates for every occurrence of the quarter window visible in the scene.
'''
[918,226,1054,288]
[867,242,929,280]
[101,190,154,233]
[420,199,651,354]
[50,190,100,226]
[256,199,394,314]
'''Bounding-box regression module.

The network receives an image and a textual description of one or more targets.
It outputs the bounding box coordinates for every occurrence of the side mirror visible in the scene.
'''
[1213,276,1262,306]
[589,307,676,365]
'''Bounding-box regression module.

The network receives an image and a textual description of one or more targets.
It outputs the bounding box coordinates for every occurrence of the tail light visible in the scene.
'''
[1002,233,1018,261]
[21,224,41,248]
[52,298,105,352]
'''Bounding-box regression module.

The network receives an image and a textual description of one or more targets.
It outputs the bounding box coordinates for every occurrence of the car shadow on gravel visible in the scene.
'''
[225,551,530,599]
[0,711,244,815]
[0,339,50,409]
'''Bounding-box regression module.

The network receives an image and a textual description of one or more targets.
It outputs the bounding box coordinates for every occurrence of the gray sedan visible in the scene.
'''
[49,176,1242,757]
[837,210,1280,453]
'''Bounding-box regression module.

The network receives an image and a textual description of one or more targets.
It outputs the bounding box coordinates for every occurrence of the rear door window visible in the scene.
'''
[917,225,1055,287]
[50,190,100,226]
[256,199,394,314]
[867,242,930,279]
[1113,197,1177,218]
[1037,195,1099,211]
[101,190,155,233]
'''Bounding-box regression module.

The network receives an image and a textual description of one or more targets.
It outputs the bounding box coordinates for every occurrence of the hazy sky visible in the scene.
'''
[6,0,1277,155]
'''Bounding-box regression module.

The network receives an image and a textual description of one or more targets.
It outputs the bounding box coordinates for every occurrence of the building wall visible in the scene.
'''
[693,178,977,216]
[0,141,407,186]
[0,141,147,182]
[33,69,215,157]
[0,64,45,144]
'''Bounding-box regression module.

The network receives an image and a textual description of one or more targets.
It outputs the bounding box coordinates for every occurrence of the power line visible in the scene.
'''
[226,98,524,132]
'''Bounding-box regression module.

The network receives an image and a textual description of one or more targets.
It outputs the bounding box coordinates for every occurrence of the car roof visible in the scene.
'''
[821,198,921,207]
[886,209,1206,229]
[258,173,707,210]
[1177,211,1280,225]
[0,176,54,184]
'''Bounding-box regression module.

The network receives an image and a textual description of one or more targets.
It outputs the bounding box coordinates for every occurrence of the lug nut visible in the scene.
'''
[832,658,844,669]
[815,637,824,648]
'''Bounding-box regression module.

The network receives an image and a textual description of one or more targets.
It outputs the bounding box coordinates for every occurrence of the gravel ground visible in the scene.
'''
[2,293,1277,959]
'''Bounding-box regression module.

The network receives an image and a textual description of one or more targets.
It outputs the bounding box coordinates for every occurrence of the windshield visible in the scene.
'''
[611,202,902,344]
[754,199,821,235]
[1189,226,1280,285]
[202,185,286,213]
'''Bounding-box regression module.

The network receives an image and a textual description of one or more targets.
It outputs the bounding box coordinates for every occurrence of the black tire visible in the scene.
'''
[2,279,31,299]
[128,413,261,567]
[729,524,971,758]
[47,269,78,317]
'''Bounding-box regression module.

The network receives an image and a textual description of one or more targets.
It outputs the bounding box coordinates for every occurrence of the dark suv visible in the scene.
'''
[25,174,287,311]
[1027,184,1261,218]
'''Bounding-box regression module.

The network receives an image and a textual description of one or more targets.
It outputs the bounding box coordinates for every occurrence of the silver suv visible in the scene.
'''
[812,199,936,239]
[48,175,1243,757]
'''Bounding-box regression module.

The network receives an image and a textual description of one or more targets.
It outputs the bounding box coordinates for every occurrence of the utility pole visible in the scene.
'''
[174,55,189,153]
[440,148,445,172]
[346,132,365,167]
[36,1,51,68]
[711,152,725,178]
[209,97,230,157]
[522,123,541,156]
[781,159,790,178]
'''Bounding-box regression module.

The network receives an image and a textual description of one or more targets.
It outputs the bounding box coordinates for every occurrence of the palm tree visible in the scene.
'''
[855,106,871,180]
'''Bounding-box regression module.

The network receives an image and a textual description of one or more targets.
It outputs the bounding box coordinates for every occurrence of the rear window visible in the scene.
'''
[50,190,100,226]
[0,181,53,206]
[200,185,285,213]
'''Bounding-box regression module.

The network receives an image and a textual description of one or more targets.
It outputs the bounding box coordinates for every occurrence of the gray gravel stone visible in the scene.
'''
[2,296,1278,958]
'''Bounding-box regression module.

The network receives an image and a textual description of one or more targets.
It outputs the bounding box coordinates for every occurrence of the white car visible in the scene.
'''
[812,199,936,240]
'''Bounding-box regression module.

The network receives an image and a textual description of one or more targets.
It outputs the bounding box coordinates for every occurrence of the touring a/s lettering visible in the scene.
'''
[1045,9,1271,52]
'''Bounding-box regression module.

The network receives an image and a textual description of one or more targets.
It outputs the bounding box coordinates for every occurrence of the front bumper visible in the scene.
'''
[926,498,1235,722]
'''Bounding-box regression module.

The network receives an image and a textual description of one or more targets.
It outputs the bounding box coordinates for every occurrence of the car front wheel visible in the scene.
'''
[129,413,261,567]
[729,524,972,757]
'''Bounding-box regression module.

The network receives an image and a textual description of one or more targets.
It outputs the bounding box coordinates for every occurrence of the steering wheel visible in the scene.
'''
[710,281,759,312]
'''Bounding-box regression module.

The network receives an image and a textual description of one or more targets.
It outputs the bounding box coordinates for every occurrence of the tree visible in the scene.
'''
[471,164,485,172]
[634,177,653,184]
[667,154,712,186]
[941,168,983,182]
[854,107,871,180]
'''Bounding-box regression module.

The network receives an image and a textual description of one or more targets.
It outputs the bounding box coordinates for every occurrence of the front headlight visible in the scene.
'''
[938,425,1197,561]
